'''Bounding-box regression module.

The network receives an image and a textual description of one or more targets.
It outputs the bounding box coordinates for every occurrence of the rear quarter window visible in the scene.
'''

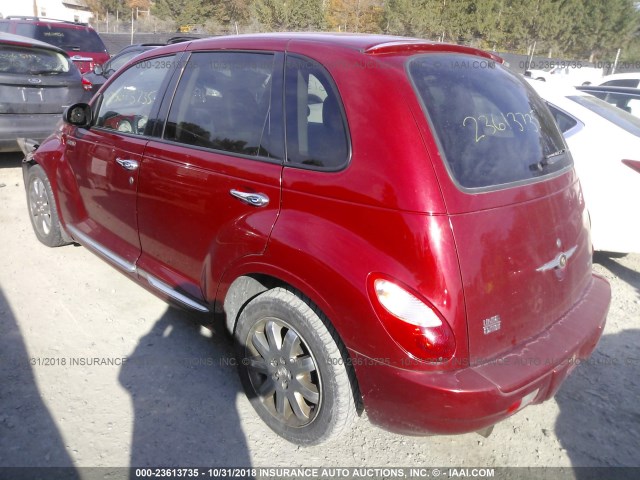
[408,54,571,190]
[547,105,579,135]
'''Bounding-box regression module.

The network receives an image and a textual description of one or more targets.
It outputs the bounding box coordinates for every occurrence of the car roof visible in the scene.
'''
[116,44,162,54]
[136,32,503,62]
[598,72,640,81]
[0,31,69,55]
[577,85,640,96]
[525,78,589,100]
[2,16,91,29]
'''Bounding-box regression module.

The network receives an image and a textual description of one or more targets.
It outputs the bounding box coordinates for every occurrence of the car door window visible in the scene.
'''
[95,55,175,136]
[164,51,282,159]
[285,55,350,169]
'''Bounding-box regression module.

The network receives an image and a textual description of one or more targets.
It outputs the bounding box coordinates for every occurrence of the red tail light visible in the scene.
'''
[622,160,640,174]
[368,275,456,363]
[81,76,93,92]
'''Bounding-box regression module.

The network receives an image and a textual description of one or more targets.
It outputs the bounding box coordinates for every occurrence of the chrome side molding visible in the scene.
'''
[143,273,210,313]
[66,225,136,273]
[66,225,209,312]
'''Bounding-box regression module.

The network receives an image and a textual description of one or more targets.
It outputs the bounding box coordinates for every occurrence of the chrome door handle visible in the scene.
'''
[116,158,139,171]
[230,189,270,207]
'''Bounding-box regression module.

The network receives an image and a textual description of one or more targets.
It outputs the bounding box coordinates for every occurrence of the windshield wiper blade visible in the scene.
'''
[529,149,566,171]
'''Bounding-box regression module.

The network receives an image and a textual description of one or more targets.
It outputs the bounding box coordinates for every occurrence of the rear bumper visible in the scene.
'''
[0,114,61,152]
[353,274,610,435]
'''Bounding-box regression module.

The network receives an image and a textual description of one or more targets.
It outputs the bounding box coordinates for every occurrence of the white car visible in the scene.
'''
[525,66,603,86]
[528,80,640,253]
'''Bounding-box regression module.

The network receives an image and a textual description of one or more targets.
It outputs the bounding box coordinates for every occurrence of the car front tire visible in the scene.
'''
[26,164,68,248]
[235,287,358,445]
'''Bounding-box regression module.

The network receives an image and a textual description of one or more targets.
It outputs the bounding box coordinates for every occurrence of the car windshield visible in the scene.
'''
[21,24,107,53]
[0,44,70,74]
[569,95,640,137]
[408,53,571,190]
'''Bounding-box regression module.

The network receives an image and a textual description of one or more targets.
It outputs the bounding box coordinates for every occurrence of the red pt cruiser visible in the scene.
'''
[22,33,610,445]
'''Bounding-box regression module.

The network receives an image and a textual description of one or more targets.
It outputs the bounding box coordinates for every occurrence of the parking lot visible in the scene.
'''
[1,151,639,470]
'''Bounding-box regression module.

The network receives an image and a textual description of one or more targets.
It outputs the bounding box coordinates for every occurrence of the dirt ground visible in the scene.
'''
[1,151,639,472]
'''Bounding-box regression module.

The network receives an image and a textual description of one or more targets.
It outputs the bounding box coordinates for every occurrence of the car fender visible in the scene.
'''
[215,209,467,367]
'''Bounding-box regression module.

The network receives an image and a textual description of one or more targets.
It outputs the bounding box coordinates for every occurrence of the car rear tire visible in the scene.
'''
[235,287,357,445]
[26,165,68,248]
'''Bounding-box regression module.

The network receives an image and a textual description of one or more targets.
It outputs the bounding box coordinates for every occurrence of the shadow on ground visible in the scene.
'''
[594,253,640,298]
[0,288,80,478]
[0,153,22,169]
[555,328,640,474]
[119,307,252,468]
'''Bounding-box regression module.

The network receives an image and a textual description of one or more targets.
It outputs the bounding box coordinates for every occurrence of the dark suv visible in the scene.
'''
[23,34,610,445]
[0,16,109,73]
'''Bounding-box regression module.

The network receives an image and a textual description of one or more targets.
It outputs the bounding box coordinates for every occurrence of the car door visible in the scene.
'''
[61,55,177,271]
[135,51,284,306]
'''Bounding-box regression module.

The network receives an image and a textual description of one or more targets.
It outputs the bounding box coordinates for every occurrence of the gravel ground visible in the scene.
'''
[1,152,639,474]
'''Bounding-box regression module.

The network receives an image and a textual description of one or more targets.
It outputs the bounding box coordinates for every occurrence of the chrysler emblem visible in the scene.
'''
[536,246,576,272]
[558,254,567,268]
[27,78,42,84]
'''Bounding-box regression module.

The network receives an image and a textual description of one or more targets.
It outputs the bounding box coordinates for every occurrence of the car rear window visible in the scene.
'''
[0,44,70,74]
[16,24,107,53]
[408,54,571,190]
[569,94,640,138]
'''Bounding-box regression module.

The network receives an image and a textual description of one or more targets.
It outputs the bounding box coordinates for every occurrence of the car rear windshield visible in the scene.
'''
[17,24,107,53]
[0,44,70,74]
[408,54,571,190]
[569,94,640,138]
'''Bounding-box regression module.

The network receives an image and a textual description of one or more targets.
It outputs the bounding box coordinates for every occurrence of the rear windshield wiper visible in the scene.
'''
[63,45,81,51]
[529,148,566,171]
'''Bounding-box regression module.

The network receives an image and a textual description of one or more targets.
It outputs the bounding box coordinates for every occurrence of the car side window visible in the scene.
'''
[547,104,578,134]
[164,51,282,159]
[15,24,33,36]
[95,55,175,136]
[285,55,349,169]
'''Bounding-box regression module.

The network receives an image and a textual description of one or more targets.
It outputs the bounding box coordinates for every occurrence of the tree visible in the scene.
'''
[382,0,435,37]
[326,0,383,33]
[251,0,326,31]
[577,0,639,61]
[216,0,253,27]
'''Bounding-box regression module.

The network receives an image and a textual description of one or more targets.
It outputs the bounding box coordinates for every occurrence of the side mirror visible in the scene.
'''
[93,64,103,75]
[63,103,92,128]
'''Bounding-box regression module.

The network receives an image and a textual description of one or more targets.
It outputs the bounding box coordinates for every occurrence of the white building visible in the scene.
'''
[0,0,93,24]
